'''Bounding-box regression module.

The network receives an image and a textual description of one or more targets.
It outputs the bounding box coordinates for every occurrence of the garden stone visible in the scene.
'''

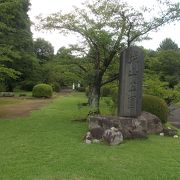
[85,131,93,141]
[173,135,178,139]
[131,130,148,139]
[85,139,92,144]
[103,127,123,145]
[141,112,163,134]
[163,127,177,136]
[160,133,164,136]
[90,127,104,140]
[92,139,100,143]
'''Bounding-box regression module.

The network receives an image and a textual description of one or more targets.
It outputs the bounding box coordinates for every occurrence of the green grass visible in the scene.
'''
[0,93,180,180]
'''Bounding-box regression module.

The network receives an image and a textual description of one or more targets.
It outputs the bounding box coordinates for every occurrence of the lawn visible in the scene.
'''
[0,93,180,180]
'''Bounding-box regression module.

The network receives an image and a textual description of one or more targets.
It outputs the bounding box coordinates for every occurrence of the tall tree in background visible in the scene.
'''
[158,38,179,51]
[39,0,180,113]
[34,38,54,64]
[0,0,36,91]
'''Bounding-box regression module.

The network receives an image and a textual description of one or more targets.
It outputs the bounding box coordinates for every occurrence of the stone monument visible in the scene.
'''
[118,46,144,117]
[87,46,163,145]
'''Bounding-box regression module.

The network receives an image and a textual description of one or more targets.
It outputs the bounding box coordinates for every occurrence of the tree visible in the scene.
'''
[156,50,180,88]
[157,38,179,51]
[34,38,54,64]
[0,0,36,91]
[38,0,180,113]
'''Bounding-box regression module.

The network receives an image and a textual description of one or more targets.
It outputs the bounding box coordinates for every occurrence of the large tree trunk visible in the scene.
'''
[88,84,101,114]
[88,72,103,114]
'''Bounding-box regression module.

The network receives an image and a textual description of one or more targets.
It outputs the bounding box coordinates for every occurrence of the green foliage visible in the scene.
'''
[144,74,180,105]
[0,0,36,91]
[101,85,112,97]
[101,84,117,97]
[0,83,6,92]
[20,80,37,91]
[51,82,60,92]
[142,95,169,124]
[32,84,53,98]
[157,38,179,51]
[34,38,54,64]
[39,0,180,113]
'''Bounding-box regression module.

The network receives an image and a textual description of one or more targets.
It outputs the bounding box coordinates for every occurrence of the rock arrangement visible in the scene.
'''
[84,111,179,145]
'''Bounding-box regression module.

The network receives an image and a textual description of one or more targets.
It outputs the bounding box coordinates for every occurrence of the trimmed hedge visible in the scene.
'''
[32,84,53,98]
[142,95,169,124]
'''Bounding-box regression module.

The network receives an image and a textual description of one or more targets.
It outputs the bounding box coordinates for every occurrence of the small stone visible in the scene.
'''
[92,139,100,143]
[85,139,91,144]
[160,133,164,136]
[85,131,93,140]
[173,135,178,139]
[86,132,91,136]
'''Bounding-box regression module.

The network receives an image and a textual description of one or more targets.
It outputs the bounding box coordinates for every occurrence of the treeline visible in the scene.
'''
[0,0,82,92]
[0,0,180,105]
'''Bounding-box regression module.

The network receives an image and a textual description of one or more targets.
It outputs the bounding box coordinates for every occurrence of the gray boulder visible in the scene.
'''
[90,127,104,140]
[141,112,163,134]
[103,127,123,145]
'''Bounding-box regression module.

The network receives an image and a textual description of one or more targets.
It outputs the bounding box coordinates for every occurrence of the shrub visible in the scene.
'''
[20,81,37,91]
[51,83,60,92]
[0,83,6,92]
[142,95,169,124]
[32,84,53,98]
[101,85,112,97]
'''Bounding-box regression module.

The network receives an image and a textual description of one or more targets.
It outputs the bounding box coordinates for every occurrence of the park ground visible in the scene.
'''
[0,92,180,179]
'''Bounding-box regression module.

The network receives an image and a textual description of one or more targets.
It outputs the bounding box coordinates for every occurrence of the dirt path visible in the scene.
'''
[0,98,52,119]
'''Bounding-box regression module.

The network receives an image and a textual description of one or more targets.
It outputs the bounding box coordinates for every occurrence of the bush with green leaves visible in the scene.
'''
[51,83,60,92]
[142,95,169,124]
[101,84,118,97]
[32,84,53,98]
[101,85,112,97]
[20,81,37,91]
[143,73,180,105]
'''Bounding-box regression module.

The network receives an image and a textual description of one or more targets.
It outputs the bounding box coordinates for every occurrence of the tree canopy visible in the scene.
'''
[34,38,54,64]
[38,0,180,113]
[0,0,35,91]
[158,38,179,51]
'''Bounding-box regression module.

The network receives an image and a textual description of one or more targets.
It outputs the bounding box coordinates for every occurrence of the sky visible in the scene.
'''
[28,0,180,53]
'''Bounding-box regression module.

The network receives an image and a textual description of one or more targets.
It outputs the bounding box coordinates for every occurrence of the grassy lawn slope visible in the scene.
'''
[0,93,180,180]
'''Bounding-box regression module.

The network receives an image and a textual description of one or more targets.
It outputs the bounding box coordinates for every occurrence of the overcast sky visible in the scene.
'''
[28,0,180,53]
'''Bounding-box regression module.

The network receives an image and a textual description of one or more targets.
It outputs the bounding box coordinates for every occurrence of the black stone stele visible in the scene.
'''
[118,46,144,117]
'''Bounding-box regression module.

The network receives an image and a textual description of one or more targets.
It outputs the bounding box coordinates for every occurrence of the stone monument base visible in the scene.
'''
[86,112,163,144]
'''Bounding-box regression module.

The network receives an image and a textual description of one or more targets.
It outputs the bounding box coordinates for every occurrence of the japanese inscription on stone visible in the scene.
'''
[118,46,144,117]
